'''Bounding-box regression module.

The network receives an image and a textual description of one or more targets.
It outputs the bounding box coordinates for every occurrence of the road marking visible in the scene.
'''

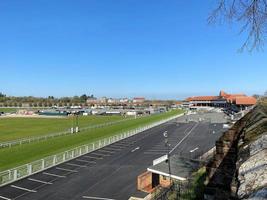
[144,152,166,155]
[109,144,124,148]
[76,159,96,164]
[83,155,103,160]
[28,178,52,185]
[98,149,115,154]
[43,172,66,178]
[190,147,199,153]
[131,146,140,152]
[0,195,11,200]
[113,143,129,147]
[169,123,199,154]
[103,147,121,151]
[91,152,110,157]
[66,163,86,168]
[82,196,116,200]
[56,167,78,173]
[145,149,168,152]
[11,185,37,193]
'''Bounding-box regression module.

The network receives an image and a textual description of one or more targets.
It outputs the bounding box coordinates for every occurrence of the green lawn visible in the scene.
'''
[0,110,183,171]
[0,115,128,142]
[0,108,18,113]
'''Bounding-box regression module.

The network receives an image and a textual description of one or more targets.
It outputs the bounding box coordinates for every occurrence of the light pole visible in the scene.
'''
[163,131,172,185]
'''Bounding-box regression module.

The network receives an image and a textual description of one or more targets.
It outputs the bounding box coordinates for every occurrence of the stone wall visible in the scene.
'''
[204,103,267,200]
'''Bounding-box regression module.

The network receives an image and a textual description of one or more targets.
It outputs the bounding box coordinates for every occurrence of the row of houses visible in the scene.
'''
[86,97,146,105]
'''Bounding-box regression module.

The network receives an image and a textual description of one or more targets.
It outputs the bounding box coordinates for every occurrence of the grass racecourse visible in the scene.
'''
[0,115,128,142]
[0,110,183,171]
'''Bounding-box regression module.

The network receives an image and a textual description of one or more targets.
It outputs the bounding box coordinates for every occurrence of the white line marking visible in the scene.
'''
[56,167,78,172]
[91,152,110,157]
[146,149,168,152]
[103,147,121,151]
[0,195,11,200]
[76,159,96,164]
[169,123,199,154]
[43,172,66,178]
[11,185,37,193]
[144,152,166,155]
[190,147,199,153]
[66,163,86,167]
[112,143,128,147]
[131,146,140,152]
[109,145,124,148]
[98,149,115,154]
[83,155,103,159]
[82,196,116,200]
[28,178,52,185]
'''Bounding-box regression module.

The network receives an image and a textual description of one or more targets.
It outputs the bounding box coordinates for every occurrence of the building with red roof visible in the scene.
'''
[185,90,256,111]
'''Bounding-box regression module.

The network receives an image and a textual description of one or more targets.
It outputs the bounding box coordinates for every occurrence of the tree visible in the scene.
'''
[209,0,267,51]
[0,92,6,98]
[80,94,88,102]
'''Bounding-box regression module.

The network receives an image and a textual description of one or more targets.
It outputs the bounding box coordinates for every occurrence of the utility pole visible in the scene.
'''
[163,131,172,185]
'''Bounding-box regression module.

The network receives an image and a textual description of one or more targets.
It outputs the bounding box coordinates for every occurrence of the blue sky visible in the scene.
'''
[0,0,266,99]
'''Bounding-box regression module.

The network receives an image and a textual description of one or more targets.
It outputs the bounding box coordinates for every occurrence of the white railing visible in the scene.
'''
[0,113,182,187]
[0,117,136,149]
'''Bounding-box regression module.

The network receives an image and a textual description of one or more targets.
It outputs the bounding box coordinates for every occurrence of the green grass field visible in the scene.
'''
[0,108,18,113]
[0,115,128,142]
[0,110,183,171]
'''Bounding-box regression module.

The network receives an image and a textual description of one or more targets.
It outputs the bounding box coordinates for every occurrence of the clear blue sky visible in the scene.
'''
[0,0,266,99]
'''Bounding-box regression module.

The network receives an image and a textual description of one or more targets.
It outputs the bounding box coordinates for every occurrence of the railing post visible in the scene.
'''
[92,143,95,150]
[27,164,32,175]
[41,159,45,169]
[53,155,56,165]
[13,169,17,181]
[63,152,66,161]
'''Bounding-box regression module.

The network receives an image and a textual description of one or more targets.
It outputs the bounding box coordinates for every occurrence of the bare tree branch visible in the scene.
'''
[209,0,267,51]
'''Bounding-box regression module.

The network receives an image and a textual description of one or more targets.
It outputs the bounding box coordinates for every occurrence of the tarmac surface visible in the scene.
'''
[0,116,227,200]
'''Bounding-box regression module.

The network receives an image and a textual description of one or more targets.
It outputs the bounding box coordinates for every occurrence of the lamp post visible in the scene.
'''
[163,131,172,185]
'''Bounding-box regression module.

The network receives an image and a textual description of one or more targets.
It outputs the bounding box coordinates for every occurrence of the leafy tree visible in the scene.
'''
[80,94,88,102]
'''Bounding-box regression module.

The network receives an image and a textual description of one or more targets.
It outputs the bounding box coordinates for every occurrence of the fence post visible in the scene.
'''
[41,159,45,169]
[72,150,74,158]
[27,164,32,175]
[53,155,56,165]
[13,169,17,181]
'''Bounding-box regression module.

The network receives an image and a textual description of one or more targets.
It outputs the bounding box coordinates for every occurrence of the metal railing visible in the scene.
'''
[0,117,136,149]
[0,114,183,187]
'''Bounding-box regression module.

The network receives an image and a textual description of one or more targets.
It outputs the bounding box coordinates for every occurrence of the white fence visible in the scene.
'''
[0,114,182,187]
[0,117,135,149]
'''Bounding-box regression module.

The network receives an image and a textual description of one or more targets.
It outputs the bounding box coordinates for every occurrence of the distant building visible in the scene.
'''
[99,97,108,104]
[86,97,98,104]
[133,97,145,104]
[185,90,257,111]
[119,98,129,104]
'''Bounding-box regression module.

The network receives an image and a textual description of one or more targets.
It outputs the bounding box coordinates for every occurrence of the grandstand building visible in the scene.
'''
[185,90,256,111]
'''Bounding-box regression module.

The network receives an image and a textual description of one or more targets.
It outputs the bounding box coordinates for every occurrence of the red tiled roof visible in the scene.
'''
[186,96,219,101]
[234,96,257,105]
[186,90,257,105]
